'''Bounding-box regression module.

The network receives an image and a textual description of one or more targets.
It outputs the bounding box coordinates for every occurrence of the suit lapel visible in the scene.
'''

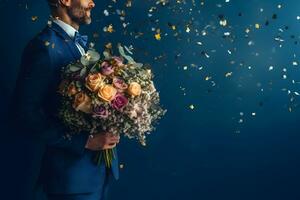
[48,22,82,60]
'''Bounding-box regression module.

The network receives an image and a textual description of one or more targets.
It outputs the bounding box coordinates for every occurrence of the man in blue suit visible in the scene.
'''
[12,0,120,199]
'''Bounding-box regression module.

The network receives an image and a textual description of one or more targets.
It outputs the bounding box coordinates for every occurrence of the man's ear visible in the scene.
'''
[59,0,72,7]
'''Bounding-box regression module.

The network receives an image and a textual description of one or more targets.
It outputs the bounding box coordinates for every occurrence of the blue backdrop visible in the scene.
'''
[1,0,300,200]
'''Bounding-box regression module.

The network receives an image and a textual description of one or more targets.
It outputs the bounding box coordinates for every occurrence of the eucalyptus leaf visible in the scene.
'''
[118,45,135,64]
[75,81,82,88]
[90,64,99,73]
[87,50,100,63]
[69,65,82,72]
[80,67,87,77]
[132,62,143,68]
[124,45,133,55]
[80,50,100,66]
[103,51,111,59]
[80,57,90,66]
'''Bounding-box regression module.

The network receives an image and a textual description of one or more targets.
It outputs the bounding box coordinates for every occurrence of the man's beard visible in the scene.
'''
[67,4,92,25]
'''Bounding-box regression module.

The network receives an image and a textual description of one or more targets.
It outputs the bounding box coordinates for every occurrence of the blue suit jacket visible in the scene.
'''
[12,22,119,194]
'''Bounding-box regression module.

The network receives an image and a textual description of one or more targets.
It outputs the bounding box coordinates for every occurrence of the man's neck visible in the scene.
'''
[52,14,80,31]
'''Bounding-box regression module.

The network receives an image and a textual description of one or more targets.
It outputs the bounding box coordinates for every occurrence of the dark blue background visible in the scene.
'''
[1,0,300,199]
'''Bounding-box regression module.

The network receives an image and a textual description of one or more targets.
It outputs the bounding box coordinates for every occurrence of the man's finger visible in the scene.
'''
[108,136,119,141]
[103,142,116,148]
[104,143,116,149]
[108,138,119,142]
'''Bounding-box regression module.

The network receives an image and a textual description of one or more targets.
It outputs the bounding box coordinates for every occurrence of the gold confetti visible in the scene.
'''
[155,33,161,40]
[107,24,114,33]
[120,164,124,169]
[105,42,112,49]
[189,104,195,110]
[44,41,50,46]
[255,23,260,29]
[31,16,38,21]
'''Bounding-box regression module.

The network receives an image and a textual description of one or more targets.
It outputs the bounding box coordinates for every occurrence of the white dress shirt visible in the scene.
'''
[53,19,86,56]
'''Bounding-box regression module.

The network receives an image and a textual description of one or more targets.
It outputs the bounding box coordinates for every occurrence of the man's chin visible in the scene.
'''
[80,17,92,25]
[85,18,92,25]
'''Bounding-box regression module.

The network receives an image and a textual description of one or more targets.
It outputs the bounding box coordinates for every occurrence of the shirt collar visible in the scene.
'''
[53,19,78,39]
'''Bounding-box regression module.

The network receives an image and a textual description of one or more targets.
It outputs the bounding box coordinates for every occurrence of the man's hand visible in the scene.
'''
[85,132,120,151]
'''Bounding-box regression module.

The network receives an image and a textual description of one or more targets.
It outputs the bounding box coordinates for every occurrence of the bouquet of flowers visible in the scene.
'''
[58,44,166,167]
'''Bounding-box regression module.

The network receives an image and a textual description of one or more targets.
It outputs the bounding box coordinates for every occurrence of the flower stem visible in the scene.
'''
[94,148,114,168]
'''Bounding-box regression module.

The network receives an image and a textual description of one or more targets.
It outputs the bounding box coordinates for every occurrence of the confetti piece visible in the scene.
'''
[186,26,191,33]
[269,66,274,71]
[31,16,38,21]
[224,32,231,36]
[219,19,227,26]
[107,24,114,33]
[189,104,195,110]
[205,76,212,81]
[225,72,233,77]
[103,24,114,33]
[154,33,161,40]
[44,41,50,46]
[283,75,287,79]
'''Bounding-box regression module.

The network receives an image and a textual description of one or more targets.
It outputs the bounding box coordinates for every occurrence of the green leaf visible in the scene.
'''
[103,51,111,59]
[69,65,82,72]
[80,67,87,77]
[118,44,136,64]
[87,50,101,63]
[81,50,101,66]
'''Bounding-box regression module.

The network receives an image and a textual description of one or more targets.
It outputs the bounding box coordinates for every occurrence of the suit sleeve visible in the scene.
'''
[14,40,89,156]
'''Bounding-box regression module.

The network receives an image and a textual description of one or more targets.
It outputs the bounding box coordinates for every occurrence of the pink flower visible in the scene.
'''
[93,105,109,118]
[100,61,114,76]
[111,93,128,110]
[112,56,124,67]
[113,77,128,91]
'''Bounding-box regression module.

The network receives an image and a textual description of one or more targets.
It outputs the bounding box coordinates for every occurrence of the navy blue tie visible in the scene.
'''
[74,32,88,50]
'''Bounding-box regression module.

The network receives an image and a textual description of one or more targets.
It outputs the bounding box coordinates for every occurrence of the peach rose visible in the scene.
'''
[97,85,117,102]
[58,80,69,95]
[128,82,142,96]
[67,83,78,96]
[73,92,92,113]
[85,73,103,92]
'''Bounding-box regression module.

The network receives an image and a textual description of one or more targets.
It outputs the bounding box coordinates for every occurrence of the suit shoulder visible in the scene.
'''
[25,25,58,53]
